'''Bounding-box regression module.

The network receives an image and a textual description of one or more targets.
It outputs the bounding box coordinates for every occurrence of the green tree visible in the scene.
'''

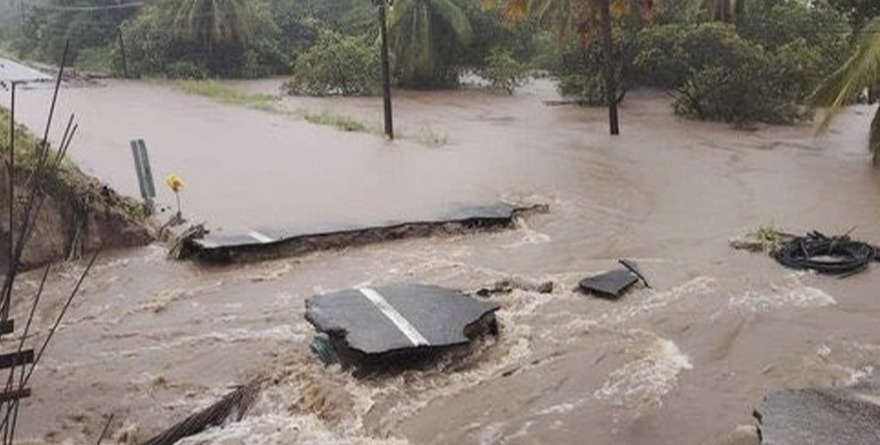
[388,0,474,87]
[487,0,656,134]
[285,30,380,96]
[810,16,880,164]
[173,0,259,67]
[828,0,880,30]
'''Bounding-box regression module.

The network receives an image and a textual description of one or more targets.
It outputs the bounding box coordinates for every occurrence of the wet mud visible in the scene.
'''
[2,79,880,445]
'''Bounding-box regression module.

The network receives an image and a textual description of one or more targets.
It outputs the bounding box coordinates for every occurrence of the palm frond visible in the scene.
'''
[810,16,880,133]
[433,0,474,44]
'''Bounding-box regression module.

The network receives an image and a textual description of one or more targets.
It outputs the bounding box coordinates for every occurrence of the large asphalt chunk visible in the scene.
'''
[305,284,500,362]
[756,373,880,445]
[185,202,544,263]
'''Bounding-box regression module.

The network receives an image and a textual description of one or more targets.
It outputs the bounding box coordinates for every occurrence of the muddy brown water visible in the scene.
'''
[2,79,880,445]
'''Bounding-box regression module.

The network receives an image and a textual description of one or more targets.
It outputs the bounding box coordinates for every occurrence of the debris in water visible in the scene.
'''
[730,225,792,253]
[732,227,878,277]
[474,277,554,297]
[166,223,208,260]
[305,284,500,368]
[138,378,263,445]
[755,372,880,445]
[579,260,650,300]
[182,202,546,263]
[774,231,878,276]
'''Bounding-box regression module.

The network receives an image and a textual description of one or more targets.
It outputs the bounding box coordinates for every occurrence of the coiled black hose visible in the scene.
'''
[774,231,878,276]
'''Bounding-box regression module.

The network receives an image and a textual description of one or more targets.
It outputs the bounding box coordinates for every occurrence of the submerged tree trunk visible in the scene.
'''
[871,107,880,166]
[597,0,619,135]
[715,0,732,23]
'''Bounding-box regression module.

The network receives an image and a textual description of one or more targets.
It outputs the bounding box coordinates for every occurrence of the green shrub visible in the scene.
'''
[75,45,115,74]
[738,0,851,76]
[673,37,817,125]
[480,48,529,94]
[633,23,822,125]
[284,30,379,96]
[634,23,755,89]
[165,62,210,80]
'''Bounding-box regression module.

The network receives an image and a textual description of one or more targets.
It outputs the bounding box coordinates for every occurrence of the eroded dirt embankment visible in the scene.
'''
[0,109,154,270]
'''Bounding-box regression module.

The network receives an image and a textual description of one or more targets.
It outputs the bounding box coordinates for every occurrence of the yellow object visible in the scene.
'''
[166,174,184,193]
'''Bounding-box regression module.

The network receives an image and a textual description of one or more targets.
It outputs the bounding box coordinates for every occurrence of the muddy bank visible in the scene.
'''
[0,111,154,270]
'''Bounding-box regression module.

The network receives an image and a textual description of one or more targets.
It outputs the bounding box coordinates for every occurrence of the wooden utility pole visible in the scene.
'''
[377,0,394,139]
[598,0,619,135]
[117,27,130,79]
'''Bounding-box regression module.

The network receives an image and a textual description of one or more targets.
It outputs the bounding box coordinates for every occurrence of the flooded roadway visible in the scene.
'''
[3,79,880,445]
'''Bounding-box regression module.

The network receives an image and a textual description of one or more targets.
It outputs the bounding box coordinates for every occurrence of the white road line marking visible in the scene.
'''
[358,288,430,347]
[248,231,275,244]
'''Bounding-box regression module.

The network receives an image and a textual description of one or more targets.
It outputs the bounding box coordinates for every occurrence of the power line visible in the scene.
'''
[30,2,144,12]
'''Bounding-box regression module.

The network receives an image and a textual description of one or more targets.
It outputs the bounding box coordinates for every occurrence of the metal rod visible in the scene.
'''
[378,2,394,140]
[23,251,98,387]
[96,413,114,445]
[0,265,46,445]
[40,41,68,156]
[0,252,98,443]
[0,41,69,320]
[7,83,15,292]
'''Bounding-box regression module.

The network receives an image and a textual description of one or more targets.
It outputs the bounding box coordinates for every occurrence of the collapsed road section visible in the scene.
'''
[305,284,500,369]
[755,372,880,445]
[179,202,546,263]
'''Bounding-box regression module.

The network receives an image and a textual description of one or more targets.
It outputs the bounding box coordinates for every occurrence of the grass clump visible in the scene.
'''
[298,109,368,133]
[0,107,72,170]
[750,224,786,253]
[177,80,278,112]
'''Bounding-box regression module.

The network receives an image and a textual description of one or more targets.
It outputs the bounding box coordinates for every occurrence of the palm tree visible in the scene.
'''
[388,0,473,86]
[173,0,257,62]
[702,0,744,23]
[487,0,656,134]
[810,16,880,164]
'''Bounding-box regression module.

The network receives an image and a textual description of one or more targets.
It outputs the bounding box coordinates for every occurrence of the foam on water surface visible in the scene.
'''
[594,331,693,416]
[728,274,836,312]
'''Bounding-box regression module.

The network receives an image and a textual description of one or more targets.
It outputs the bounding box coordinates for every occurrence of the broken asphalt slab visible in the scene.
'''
[578,259,650,300]
[755,372,880,445]
[305,284,500,368]
[182,202,547,263]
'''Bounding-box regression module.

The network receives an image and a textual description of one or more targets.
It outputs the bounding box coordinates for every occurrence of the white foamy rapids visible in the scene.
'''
[594,331,693,415]
[599,276,715,326]
[503,218,552,248]
[728,274,836,312]
[175,413,411,445]
[171,291,539,445]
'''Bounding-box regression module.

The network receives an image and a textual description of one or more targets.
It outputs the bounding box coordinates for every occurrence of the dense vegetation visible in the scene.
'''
[0,0,871,127]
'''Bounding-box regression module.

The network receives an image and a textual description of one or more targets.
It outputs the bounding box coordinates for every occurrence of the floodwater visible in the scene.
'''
[3,77,880,445]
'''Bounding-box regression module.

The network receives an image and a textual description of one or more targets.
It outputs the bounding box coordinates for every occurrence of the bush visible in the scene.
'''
[480,48,529,94]
[672,37,817,125]
[284,30,379,96]
[634,23,756,89]
[738,0,851,76]
[632,23,822,125]
[75,45,115,74]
